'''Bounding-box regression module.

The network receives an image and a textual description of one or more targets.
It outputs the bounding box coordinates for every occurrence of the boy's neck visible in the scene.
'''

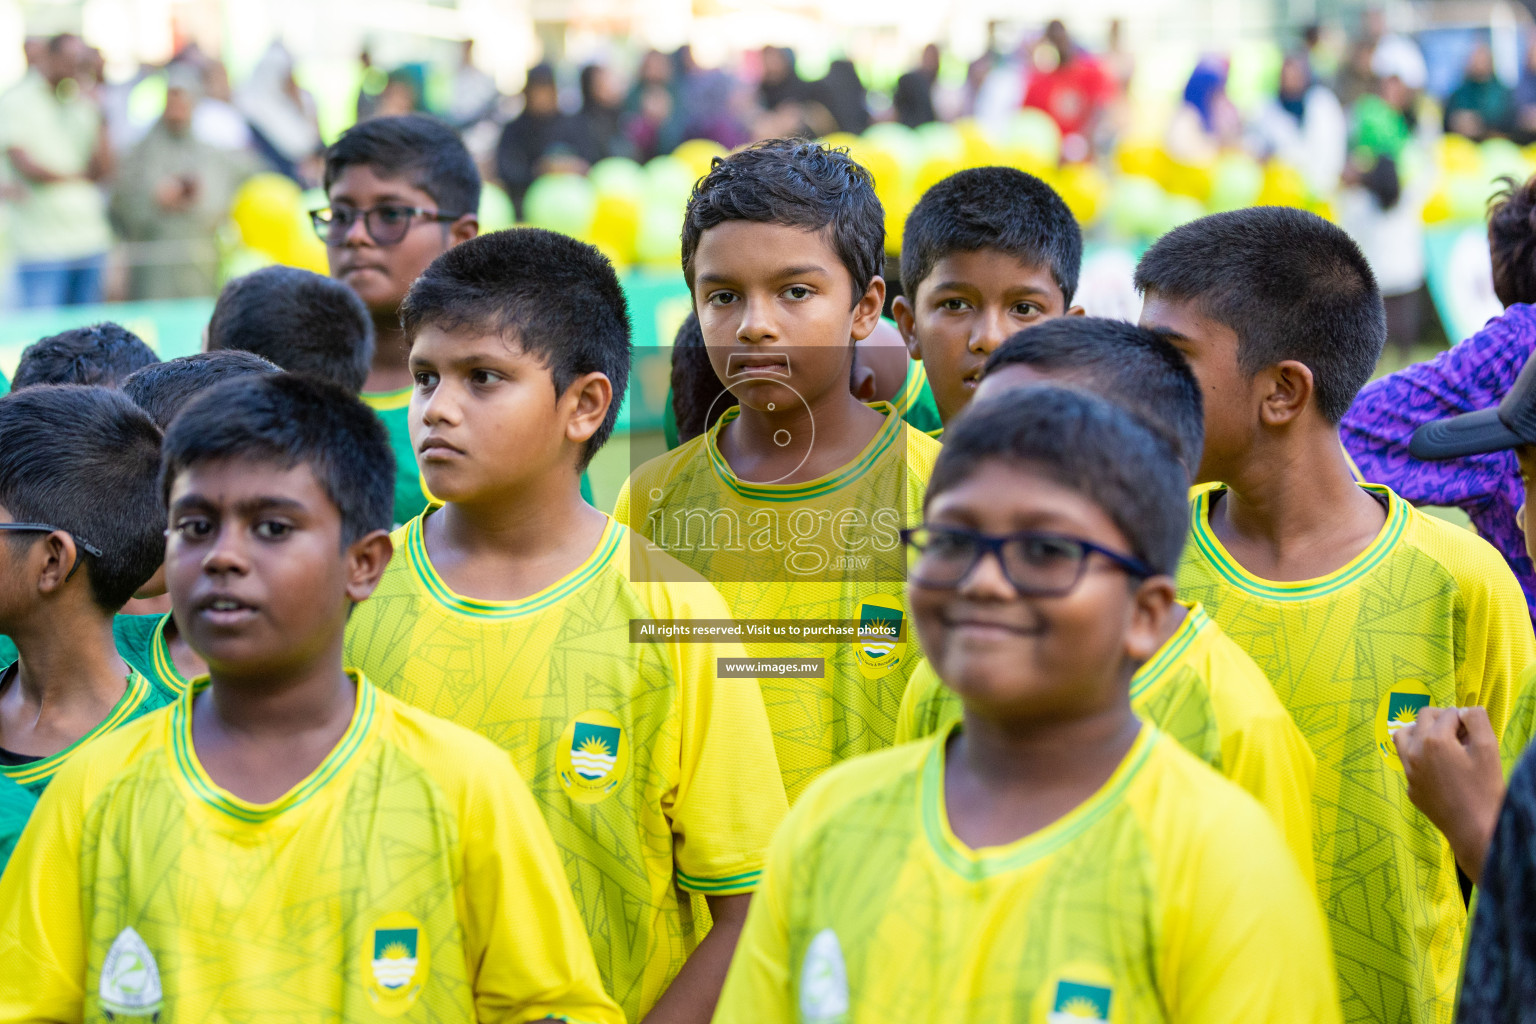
[364,315,413,394]
[720,387,886,484]
[947,698,1141,849]
[0,607,129,756]
[1212,426,1386,582]
[428,476,609,602]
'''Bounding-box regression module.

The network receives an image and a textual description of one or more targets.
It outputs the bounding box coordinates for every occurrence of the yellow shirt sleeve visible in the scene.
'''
[1205,644,1318,893]
[1501,663,1536,777]
[1155,772,1342,1024]
[894,659,952,745]
[710,804,797,1024]
[661,578,788,894]
[1432,525,1535,736]
[453,737,625,1024]
[0,750,92,1023]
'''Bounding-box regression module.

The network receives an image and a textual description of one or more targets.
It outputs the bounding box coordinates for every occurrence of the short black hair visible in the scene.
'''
[0,386,164,610]
[1133,207,1385,424]
[122,351,282,430]
[929,385,1187,577]
[162,374,394,548]
[681,139,884,300]
[982,318,1203,477]
[900,167,1083,304]
[670,310,733,444]
[400,228,631,469]
[12,323,159,390]
[323,114,481,219]
[207,266,374,392]
[1488,174,1536,307]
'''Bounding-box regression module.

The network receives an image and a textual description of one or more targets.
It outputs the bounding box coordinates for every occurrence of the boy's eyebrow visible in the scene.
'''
[170,493,311,516]
[928,280,1056,296]
[1146,326,1191,344]
[696,264,832,286]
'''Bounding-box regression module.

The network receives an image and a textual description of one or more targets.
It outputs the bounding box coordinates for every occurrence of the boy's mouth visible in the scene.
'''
[193,593,259,627]
[419,436,465,459]
[941,611,1042,638]
[726,352,792,379]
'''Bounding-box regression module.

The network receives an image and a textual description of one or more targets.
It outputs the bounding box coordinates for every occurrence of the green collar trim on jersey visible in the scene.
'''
[0,669,155,788]
[172,670,377,824]
[704,401,905,502]
[360,386,412,412]
[406,512,623,620]
[1189,483,1408,600]
[920,721,1157,880]
[149,614,191,697]
[894,360,928,414]
[1128,602,1206,700]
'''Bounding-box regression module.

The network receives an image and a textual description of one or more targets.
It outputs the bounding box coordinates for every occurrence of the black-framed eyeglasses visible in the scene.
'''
[0,522,103,581]
[900,525,1155,596]
[309,204,463,246]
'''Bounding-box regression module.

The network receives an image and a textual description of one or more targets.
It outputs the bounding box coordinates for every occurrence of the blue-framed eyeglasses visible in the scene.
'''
[901,525,1155,596]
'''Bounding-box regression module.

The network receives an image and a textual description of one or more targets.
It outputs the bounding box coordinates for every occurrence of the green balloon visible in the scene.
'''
[1481,137,1530,186]
[478,183,515,231]
[863,122,919,164]
[1108,175,1166,238]
[1159,195,1207,236]
[1006,109,1061,163]
[645,155,698,208]
[636,205,680,267]
[523,174,597,238]
[590,157,647,200]
[1209,154,1263,211]
[914,121,964,162]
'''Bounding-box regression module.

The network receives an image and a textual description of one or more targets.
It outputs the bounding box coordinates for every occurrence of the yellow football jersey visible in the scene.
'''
[0,668,169,798]
[614,401,942,803]
[0,673,622,1024]
[1178,484,1534,1024]
[1501,663,1536,776]
[345,513,787,1022]
[894,601,1317,885]
[714,723,1341,1023]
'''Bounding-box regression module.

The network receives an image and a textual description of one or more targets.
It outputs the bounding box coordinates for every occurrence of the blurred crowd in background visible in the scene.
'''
[3,6,1535,353]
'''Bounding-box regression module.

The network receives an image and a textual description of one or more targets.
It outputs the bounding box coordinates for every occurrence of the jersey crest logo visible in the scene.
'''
[99,926,163,1020]
[365,912,430,1016]
[799,928,849,1023]
[557,710,630,803]
[1048,980,1113,1022]
[855,594,908,680]
[1375,680,1433,771]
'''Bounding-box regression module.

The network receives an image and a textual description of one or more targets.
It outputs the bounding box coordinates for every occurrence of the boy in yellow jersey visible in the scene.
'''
[113,352,284,696]
[1135,206,1535,1024]
[894,317,1316,880]
[615,140,943,803]
[0,373,620,1023]
[0,386,169,801]
[318,115,479,525]
[345,228,786,1023]
[715,387,1340,1023]
[890,166,1084,437]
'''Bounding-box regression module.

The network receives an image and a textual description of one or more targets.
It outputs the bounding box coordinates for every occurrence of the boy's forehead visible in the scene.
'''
[410,322,533,362]
[327,164,434,207]
[920,249,1060,295]
[693,220,844,279]
[170,456,329,507]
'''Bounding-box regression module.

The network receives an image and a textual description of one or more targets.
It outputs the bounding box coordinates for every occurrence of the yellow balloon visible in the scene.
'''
[996,143,1054,178]
[1115,141,1165,181]
[1438,134,1483,176]
[591,193,641,265]
[230,173,304,261]
[1057,163,1109,224]
[912,153,962,199]
[672,138,728,181]
[1257,162,1309,209]
[821,131,862,152]
[851,143,909,210]
[954,119,997,169]
[1422,187,1454,224]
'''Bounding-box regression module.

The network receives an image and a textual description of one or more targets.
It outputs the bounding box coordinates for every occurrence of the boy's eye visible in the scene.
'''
[374,205,412,225]
[173,517,213,539]
[785,285,811,300]
[413,371,438,388]
[1013,303,1040,317]
[254,521,292,540]
[707,291,738,307]
[938,298,969,312]
[470,369,502,386]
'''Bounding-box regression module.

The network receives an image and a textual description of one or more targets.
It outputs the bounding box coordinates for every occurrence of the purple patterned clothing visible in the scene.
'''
[1341,303,1536,621]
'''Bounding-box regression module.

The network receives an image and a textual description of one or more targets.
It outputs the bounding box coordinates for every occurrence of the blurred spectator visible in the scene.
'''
[1365,7,1427,93]
[578,63,630,161]
[813,59,871,135]
[1334,37,1379,108]
[1249,52,1346,197]
[758,46,806,112]
[669,66,752,151]
[496,64,599,213]
[109,65,249,300]
[893,44,940,128]
[1167,57,1242,163]
[1513,41,1536,142]
[1023,21,1115,161]
[238,42,322,184]
[193,60,253,152]
[1103,19,1135,93]
[624,50,675,160]
[446,40,500,129]
[0,33,114,308]
[374,71,421,119]
[1446,45,1513,141]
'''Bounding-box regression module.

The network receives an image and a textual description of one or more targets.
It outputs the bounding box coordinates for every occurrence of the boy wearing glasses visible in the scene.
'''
[0,386,168,803]
[1137,208,1534,1024]
[316,114,479,525]
[895,318,1316,885]
[713,387,1342,1023]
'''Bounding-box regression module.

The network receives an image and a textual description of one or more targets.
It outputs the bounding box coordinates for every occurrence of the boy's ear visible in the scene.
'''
[1258,360,1315,427]
[890,294,923,360]
[1065,304,1086,317]
[1125,574,1177,664]
[344,530,394,604]
[851,360,879,403]
[33,531,80,598]
[561,371,614,448]
[448,213,479,247]
[850,276,887,342]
